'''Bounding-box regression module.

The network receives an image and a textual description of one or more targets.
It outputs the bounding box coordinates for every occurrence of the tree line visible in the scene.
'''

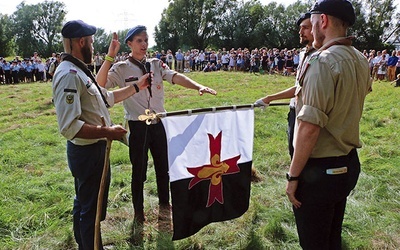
[0,0,399,59]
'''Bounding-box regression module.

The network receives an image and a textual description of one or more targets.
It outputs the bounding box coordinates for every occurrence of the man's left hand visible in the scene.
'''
[199,86,217,96]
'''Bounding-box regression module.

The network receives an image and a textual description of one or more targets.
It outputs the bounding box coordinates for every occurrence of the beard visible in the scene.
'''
[81,41,93,64]
[312,24,325,49]
[300,37,309,46]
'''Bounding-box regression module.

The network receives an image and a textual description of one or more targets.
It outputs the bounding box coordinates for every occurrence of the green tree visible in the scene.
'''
[155,0,236,51]
[154,10,179,52]
[214,1,266,49]
[0,14,14,57]
[93,28,111,54]
[351,0,397,50]
[10,1,65,58]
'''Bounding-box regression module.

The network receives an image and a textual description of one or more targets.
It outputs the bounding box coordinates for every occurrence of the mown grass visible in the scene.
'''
[0,71,399,249]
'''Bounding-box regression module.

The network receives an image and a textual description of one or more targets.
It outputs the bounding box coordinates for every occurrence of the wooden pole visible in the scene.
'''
[94,117,112,250]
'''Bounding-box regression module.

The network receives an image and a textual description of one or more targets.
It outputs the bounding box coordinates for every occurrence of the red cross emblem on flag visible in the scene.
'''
[187,131,241,207]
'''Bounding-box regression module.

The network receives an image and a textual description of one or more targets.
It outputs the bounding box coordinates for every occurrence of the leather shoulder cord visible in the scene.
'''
[128,56,147,75]
[61,53,110,108]
[298,37,353,87]
[127,56,153,102]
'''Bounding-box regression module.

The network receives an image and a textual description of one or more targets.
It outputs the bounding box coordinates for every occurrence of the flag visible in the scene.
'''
[161,109,254,240]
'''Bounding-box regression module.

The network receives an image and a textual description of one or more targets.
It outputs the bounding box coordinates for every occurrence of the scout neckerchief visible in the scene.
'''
[296,46,316,83]
[61,53,110,108]
[127,56,152,108]
[297,36,354,87]
[127,56,147,76]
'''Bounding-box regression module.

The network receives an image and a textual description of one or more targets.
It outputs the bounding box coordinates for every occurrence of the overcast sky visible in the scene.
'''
[1,0,400,47]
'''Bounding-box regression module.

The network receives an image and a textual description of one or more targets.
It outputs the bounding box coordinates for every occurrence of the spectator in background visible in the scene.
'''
[387,50,398,81]
[11,60,19,84]
[3,60,12,84]
[221,52,229,71]
[25,60,34,82]
[94,52,104,74]
[0,58,4,84]
[48,53,61,80]
[184,51,191,73]
[371,51,382,80]
[293,49,300,71]
[285,50,294,75]
[395,50,400,77]
[175,49,184,72]
[166,49,174,69]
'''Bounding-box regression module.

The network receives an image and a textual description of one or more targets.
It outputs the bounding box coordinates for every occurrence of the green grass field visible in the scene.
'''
[0,71,399,249]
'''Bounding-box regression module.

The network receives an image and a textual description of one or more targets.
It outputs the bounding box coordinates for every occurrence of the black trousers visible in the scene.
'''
[293,149,360,250]
[128,121,170,212]
[287,107,296,159]
[67,140,110,250]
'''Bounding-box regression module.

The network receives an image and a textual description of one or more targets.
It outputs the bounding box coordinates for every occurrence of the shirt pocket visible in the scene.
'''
[85,83,102,107]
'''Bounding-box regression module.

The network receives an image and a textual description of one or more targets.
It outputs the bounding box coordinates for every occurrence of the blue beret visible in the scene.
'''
[61,20,97,38]
[310,0,356,26]
[296,12,311,26]
[124,25,147,44]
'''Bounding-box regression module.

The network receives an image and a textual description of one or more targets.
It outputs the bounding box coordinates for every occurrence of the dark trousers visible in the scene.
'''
[11,71,19,83]
[67,140,110,250]
[128,121,170,213]
[287,107,296,159]
[293,149,360,250]
[4,70,11,84]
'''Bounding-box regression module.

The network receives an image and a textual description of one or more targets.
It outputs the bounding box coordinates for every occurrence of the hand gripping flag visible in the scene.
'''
[161,108,254,240]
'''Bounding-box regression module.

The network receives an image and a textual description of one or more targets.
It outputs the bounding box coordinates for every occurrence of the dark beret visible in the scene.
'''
[310,0,356,26]
[61,20,97,38]
[296,12,311,26]
[124,25,147,44]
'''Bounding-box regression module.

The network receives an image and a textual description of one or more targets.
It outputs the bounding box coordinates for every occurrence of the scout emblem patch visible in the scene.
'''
[66,94,74,104]
[64,89,77,104]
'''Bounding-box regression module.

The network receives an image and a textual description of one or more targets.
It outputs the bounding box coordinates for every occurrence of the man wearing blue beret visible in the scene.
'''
[285,0,373,249]
[52,20,149,250]
[97,25,217,225]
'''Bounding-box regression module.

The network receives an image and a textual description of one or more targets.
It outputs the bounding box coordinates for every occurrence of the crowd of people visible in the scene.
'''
[365,48,400,83]
[2,46,400,85]
[0,52,61,84]
[106,47,301,75]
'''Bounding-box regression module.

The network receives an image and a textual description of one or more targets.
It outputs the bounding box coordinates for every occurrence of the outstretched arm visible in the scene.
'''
[172,73,217,96]
[260,86,297,104]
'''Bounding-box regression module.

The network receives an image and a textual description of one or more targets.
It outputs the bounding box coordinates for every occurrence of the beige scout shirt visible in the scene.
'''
[294,37,372,158]
[105,58,177,121]
[290,47,317,107]
[53,60,115,145]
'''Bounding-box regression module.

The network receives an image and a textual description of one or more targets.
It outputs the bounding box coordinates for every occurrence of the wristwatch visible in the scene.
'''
[286,172,300,181]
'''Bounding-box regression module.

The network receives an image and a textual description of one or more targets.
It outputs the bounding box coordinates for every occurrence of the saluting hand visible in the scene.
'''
[107,32,120,58]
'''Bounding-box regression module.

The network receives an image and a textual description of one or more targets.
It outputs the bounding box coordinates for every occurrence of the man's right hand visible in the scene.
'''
[107,125,127,141]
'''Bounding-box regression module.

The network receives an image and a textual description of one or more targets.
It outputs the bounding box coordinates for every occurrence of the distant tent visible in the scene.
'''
[391,35,400,50]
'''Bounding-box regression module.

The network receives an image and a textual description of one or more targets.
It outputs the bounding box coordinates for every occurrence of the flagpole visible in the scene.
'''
[138,102,289,124]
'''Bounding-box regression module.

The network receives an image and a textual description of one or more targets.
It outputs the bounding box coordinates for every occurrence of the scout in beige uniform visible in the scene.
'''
[255,12,316,159]
[285,1,373,249]
[96,25,217,223]
[52,20,149,250]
